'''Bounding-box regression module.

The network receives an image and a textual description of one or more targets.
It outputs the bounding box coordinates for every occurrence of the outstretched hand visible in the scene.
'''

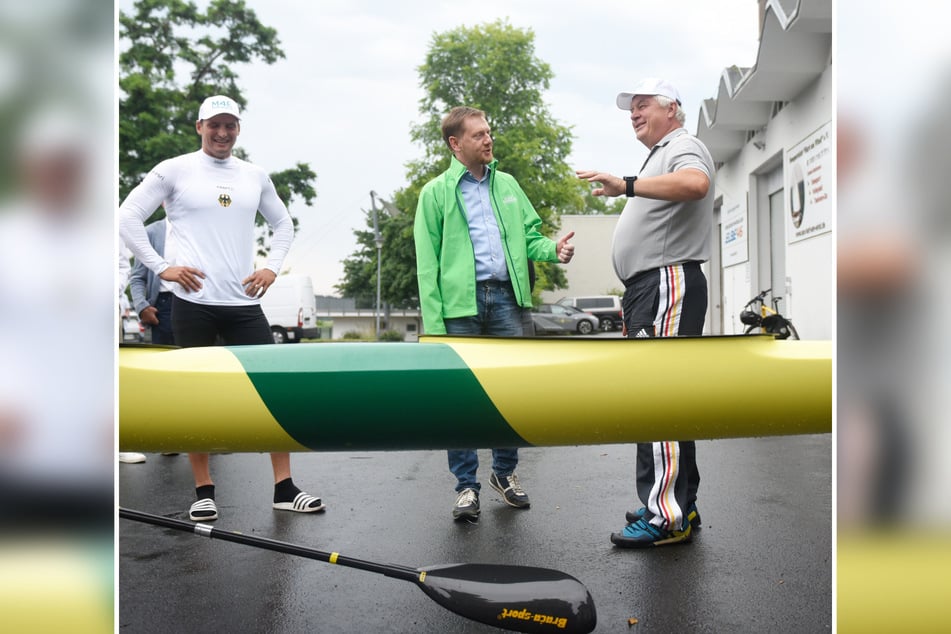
[576,169,624,197]
[557,231,575,263]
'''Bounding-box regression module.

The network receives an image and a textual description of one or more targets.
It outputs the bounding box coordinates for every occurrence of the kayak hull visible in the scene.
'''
[119,335,831,452]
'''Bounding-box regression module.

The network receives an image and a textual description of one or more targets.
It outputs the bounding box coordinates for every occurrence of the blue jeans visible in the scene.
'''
[444,280,523,491]
[150,292,175,345]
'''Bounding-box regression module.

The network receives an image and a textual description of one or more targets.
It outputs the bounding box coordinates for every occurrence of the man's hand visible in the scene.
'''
[159,266,205,292]
[556,231,575,263]
[139,305,160,326]
[576,170,624,197]
[243,269,278,298]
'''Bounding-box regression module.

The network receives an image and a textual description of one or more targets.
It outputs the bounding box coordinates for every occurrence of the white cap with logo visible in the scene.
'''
[197,95,241,121]
[616,78,682,110]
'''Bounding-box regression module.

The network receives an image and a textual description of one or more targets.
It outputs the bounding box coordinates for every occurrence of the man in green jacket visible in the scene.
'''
[414,105,575,521]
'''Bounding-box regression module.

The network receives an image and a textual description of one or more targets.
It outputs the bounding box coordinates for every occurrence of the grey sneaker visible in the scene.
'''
[452,488,480,520]
[489,472,530,508]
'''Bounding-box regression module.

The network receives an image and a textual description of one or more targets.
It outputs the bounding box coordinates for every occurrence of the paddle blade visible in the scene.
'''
[414,563,596,633]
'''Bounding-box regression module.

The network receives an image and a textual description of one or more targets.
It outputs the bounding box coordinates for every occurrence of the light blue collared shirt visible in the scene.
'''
[459,165,509,281]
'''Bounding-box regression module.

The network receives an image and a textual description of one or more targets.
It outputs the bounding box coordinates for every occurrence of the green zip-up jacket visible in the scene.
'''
[414,156,559,334]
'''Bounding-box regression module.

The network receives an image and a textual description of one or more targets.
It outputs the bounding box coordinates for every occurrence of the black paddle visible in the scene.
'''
[119,507,597,633]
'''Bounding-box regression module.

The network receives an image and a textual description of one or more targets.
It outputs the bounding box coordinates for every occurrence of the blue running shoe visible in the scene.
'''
[610,517,692,548]
[625,502,701,530]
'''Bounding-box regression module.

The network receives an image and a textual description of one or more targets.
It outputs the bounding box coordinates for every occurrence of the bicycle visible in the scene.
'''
[740,288,800,340]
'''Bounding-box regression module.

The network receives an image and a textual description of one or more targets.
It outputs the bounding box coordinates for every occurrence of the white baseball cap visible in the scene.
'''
[197,95,241,121]
[616,78,682,110]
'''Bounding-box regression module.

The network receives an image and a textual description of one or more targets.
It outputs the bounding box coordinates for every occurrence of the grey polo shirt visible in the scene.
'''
[611,127,715,282]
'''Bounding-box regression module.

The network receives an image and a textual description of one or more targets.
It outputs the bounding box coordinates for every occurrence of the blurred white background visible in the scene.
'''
[0,2,114,632]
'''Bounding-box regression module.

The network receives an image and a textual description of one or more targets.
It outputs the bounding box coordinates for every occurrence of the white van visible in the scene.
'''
[260,274,320,343]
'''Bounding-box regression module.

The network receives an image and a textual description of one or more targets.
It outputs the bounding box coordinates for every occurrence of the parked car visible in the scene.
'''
[122,312,145,342]
[531,303,599,335]
[556,295,624,331]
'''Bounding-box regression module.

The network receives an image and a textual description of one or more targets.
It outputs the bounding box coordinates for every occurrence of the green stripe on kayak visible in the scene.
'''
[230,343,528,450]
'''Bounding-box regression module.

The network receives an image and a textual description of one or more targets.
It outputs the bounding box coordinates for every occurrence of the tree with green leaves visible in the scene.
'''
[583,190,627,215]
[338,20,587,305]
[338,193,418,310]
[118,0,316,256]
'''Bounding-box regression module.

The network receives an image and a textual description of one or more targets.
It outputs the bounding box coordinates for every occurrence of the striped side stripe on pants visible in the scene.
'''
[626,262,706,530]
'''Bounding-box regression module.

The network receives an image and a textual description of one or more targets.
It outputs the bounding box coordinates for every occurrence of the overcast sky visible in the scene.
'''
[118,0,760,295]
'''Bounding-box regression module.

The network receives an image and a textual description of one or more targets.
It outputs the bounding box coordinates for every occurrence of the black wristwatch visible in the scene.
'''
[623,175,637,197]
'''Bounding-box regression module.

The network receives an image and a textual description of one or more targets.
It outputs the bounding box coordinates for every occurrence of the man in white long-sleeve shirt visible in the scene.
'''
[119,95,325,522]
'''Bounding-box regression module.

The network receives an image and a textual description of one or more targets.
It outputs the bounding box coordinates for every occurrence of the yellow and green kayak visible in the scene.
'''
[119,335,831,453]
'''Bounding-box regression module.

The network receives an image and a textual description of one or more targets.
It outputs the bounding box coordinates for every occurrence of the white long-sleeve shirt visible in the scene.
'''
[119,150,294,306]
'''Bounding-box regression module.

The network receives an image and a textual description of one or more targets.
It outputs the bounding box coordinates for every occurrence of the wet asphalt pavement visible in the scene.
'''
[118,435,831,632]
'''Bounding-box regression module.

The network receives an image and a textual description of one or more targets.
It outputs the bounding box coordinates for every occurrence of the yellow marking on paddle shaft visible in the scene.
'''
[119,346,310,452]
[418,571,426,583]
[330,552,339,564]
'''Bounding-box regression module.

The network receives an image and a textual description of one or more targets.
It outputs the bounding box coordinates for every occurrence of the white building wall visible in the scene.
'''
[539,214,621,304]
[720,261,751,335]
[319,313,422,341]
[716,65,833,339]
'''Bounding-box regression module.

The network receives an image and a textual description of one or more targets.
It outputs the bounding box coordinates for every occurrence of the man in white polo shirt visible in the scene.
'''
[577,78,715,548]
[120,95,325,522]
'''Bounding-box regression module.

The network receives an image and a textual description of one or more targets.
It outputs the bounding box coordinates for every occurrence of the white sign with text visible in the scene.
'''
[786,121,833,243]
